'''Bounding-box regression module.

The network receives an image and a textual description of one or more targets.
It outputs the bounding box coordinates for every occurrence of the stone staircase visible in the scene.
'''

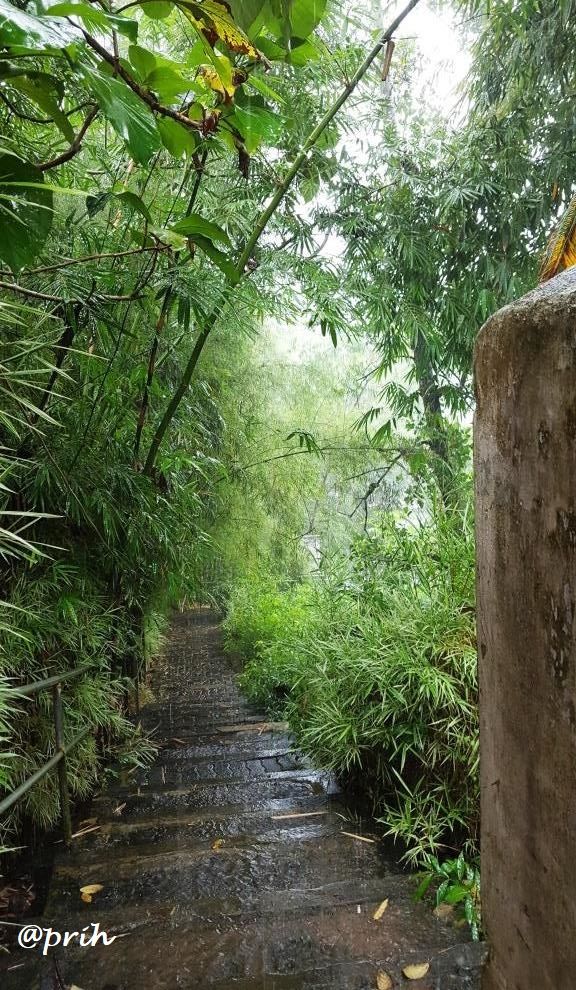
[2,609,484,989]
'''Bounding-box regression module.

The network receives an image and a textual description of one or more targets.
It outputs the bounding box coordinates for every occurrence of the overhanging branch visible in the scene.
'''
[142,0,423,476]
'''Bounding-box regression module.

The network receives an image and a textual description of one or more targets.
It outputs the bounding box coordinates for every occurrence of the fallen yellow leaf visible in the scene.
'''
[376,971,393,989]
[402,962,430,980]
[80,883,103,904]
[373,898,389,921]
[212,838,224,850]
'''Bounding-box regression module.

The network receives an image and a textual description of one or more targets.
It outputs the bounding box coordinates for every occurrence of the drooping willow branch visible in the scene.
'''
[142,0,423,476]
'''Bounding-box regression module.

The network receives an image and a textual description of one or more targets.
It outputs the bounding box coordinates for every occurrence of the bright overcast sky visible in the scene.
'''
[381,0,471,112]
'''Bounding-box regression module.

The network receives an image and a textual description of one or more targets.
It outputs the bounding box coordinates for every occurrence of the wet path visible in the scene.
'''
[4,609,484,988]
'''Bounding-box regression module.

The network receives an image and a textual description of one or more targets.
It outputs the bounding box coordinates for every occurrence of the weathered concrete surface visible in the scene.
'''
[1,610,483,989]
[474,268,576,990]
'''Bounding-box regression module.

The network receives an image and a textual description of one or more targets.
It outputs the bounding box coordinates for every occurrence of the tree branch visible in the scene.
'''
[186,148,209,214]
[4,245,168,278]
[142,292,228,475]
[0,280,143,303]
[142,0,422,476]
[39,105,99,172]
[234,0,420,274]
[83,31,203,134]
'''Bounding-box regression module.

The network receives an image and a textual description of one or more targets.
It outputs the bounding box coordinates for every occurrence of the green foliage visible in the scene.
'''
[224,577,317,698]
[0,0,332,270]
[415,852,482,941]
[232,487,479,866]
[0,154,53,271]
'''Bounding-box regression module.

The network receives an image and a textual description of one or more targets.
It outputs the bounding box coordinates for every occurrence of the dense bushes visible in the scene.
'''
[0,301,209,845]
[226,498,478,866]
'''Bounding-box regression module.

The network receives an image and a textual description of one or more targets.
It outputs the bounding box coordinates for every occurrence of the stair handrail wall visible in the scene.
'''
[0,666,96,845]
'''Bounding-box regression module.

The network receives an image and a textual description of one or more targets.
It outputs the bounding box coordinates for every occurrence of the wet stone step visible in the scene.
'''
[93,773,338,820]
[63,805,343,861]
[134,753,312,786]
[36,905,481,990]
[44,878,406,938]
[140,711,270,735]
[49,831,383,912]
[59,820,347,867]
[154,737,296,763]
[42,872,437,944]
[153,720,290,743]
[74,794,333,839]
[142,698,261,712]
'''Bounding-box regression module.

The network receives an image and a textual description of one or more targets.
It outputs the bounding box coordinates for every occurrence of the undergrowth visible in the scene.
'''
[225,498,479,867]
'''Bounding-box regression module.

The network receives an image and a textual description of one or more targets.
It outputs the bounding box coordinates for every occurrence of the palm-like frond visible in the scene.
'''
[539,192,576,282]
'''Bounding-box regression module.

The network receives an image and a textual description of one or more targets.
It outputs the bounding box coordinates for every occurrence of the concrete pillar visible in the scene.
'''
[474,268,576,990]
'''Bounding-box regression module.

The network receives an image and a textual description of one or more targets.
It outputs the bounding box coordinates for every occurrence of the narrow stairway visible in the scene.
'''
[5,609,484,989]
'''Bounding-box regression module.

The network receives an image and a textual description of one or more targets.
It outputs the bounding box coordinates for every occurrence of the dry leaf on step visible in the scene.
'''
[433,902,454,920]
[113,802,126,816]
[402,962,430,980]
[376,971,393,989]
[80,883,103,904]
[373,898,389,921]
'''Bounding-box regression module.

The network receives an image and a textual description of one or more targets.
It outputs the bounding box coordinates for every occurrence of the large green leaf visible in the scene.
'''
[139,1,172,18]
[252,34,286,61]
[289,0,326,38]
[289,35,321,65]
[246,73,284,104]
[157,117,198,158]
[46,2,139,42]
[0,66,74,142]
[128,43,157,79]
[82,67,161,165]
[232,102,282,153]
[193,235,239,283]
[0,154,53,271]
[228,0,265,31]
[146,66,191,102]
[263,0,327,50]
[0,0,74,49]
[114,191,152,223]
[45,1,109,32]
[171,213,231,246]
